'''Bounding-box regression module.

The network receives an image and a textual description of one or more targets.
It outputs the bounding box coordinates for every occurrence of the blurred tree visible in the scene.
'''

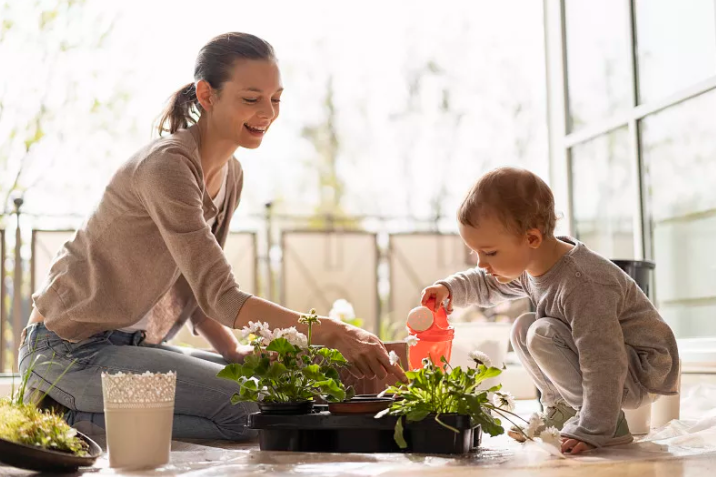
[301,75,359,230]
[0,0,120,221]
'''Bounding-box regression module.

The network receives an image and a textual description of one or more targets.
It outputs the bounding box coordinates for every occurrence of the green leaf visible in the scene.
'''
[248,357,270,379]
[266,337,297,356]
[241,378,258,391]
[472,366,502,386]
[217,364,242,382]
[328,349,348,364]
[406,409,430,422]
[394,417,408,449]
[323,367,340,380]
[243,354,260,368]
[230,393,243,404]
[302,364,324,381]
[267,362,288,380]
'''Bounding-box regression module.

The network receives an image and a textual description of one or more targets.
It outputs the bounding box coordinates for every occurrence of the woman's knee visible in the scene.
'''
[510,312,536,349]
[213,401,259,440]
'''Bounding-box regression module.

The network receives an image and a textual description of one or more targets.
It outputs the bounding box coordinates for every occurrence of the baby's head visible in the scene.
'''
[457,167,558,282]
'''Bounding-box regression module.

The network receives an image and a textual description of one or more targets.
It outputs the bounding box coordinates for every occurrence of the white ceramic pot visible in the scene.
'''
[102,371,176,470]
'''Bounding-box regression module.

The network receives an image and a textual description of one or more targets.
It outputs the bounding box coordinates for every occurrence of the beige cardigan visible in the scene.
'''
[33,125,252,343]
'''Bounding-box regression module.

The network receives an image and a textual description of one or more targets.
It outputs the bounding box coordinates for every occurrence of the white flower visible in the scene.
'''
[273,327,308,348]
[289,333,308,349]
[252,321,270,333]
[388,350,400,366]
[421,357,432,369]
[525,412,544,439]
[540,426,561,447]
[469,350,492,368]
[405,335,420,347]
[243,321,270,339]
[329,299,356,322]
[492,391,516,411]
[259,327,274,342]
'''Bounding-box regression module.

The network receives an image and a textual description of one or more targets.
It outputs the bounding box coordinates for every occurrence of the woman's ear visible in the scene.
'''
[195,80,214,111]
[526,228,543,249]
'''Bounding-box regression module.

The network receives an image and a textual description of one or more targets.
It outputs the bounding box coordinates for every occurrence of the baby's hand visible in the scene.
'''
[420,284,451,313]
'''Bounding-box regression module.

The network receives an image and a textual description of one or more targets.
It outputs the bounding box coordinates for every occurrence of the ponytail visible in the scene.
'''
[156,82,200,136]
[156,33,276,137]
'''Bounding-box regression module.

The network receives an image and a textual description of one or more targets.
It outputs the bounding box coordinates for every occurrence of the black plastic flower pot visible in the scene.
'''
[248,409,479,454]
[611,259,655,300]
[404,414,475,454]
[258,400,314,415]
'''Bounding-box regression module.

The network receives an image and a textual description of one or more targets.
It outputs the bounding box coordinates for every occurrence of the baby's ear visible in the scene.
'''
[525,228,543,248]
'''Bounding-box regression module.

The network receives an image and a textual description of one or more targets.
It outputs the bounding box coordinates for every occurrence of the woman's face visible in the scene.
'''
[207,59,283,149]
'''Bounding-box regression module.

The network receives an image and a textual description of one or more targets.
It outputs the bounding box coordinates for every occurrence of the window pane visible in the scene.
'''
[571,127,635,259]
[636,0,716,103]
[641,90,716,222]
[642,91,716,338]
[565,0,631,130]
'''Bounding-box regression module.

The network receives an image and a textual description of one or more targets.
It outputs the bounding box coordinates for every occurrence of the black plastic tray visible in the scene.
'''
[248,407,481,454]
[0,431,102,473]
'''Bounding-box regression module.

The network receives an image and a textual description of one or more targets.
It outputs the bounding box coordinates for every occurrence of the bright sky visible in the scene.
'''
[2,0,548,230]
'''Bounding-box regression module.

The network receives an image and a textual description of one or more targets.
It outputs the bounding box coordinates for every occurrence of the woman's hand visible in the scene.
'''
[223,344,255,363]
[317,318,406,382]
[234,297,406,382]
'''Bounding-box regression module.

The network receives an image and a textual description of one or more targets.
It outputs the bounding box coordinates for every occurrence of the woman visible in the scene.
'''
[19,32,403,440]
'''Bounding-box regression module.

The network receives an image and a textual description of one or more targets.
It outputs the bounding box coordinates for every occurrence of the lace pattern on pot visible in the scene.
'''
[102,371,176,409]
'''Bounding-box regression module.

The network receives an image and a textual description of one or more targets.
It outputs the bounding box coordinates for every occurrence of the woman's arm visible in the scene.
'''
[235,296,405,382]
[194,316,251,363]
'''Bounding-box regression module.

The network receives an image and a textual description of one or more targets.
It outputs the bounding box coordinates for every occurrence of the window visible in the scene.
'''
[571,127,635,259]
[635,0,716,103]
[565,0,631,130]
[641,89,716,337]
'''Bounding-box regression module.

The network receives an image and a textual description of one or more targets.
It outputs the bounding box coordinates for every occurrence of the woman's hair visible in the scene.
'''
[157,32,276,136]
[457,167,558,237]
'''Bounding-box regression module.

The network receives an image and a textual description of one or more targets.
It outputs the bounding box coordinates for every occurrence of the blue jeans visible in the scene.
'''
[18,323,257,440]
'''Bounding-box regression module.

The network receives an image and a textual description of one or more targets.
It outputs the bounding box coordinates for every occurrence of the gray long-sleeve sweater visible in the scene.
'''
[438,238,679,447]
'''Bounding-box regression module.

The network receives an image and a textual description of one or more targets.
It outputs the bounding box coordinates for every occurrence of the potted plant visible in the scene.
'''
[218,309,354,414]
[375,350,530,453]
[0,355,102,472]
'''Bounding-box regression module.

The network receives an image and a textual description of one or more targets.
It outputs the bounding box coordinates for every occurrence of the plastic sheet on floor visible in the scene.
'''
[3,387,716,476]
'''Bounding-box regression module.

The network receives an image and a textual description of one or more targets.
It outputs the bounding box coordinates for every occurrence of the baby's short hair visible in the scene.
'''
[457,167,557,237]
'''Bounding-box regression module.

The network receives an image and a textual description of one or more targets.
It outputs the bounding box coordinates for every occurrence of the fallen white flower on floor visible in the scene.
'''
[526,412,544,438]
[389,350,400,366]
[468,350,492,368]
[540,426,561,447]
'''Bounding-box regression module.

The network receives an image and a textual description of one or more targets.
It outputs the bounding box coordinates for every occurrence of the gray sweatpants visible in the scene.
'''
[510,313,647,410]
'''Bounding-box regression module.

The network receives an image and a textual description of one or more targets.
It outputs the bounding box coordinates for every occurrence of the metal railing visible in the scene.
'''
[1,202,487,372]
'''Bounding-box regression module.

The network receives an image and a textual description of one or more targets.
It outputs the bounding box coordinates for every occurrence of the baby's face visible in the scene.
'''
[458,217,534,283]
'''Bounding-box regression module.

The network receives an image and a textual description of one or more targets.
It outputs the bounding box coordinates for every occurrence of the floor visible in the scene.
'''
[3,431,714,477]
[2,382,716,476]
